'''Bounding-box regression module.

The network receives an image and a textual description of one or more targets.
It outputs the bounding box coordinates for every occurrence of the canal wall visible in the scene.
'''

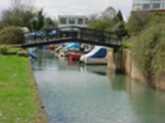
[107,49,165,90]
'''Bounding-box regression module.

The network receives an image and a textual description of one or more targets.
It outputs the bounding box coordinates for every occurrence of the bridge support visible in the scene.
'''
[107,47,125,74]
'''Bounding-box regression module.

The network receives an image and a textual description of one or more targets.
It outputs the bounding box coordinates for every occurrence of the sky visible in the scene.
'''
[0,0,133,19]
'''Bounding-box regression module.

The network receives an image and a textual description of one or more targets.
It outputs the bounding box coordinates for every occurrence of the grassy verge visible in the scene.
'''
[0,55,47,123]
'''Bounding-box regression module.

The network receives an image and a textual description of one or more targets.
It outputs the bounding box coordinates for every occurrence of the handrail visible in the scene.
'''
[23,26,121,48]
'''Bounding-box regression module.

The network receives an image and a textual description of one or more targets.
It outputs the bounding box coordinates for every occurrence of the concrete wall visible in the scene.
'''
[107,49,146,82]
[123,50,146,83]
[107,49,165,90]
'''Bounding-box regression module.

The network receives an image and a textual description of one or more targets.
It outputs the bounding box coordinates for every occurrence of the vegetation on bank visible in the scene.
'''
[130,24,165,80]
[0,1,48,121]
[0,55,45,123]
[0,0,57,35]
[0,45,20,55]
[125,12,165,87]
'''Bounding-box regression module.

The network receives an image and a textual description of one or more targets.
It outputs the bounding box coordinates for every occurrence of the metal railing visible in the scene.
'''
[23,26,122,48]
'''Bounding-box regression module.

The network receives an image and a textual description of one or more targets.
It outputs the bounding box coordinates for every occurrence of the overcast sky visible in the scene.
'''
[0,0,133,19]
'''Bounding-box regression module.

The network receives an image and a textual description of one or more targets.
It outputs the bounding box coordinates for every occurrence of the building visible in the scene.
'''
[133,0,165,11]
[58,15,88,28]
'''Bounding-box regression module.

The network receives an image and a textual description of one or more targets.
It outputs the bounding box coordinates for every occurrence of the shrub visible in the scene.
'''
[126,12,150,36]
[131,24,165,81]
[0,26,24,44]
[126,12,165,36]
[0,45,20,55]
[0,45,9,54]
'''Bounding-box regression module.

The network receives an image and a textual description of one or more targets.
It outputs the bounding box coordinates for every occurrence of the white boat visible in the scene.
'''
[80,46,107,65]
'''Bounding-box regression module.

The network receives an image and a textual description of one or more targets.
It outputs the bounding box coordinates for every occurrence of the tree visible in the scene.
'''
[1,7,35,29]
[114,10,124,22]
[126,12,149,35]
[88,20,110,31]
[113,22,128,40]
[11,0,33,9]
[101,6,117,19]
[30,9,45,31]
[112,11,128,40]
[88,8,127,40]
[88,7,116,31]
[44,17,58,29]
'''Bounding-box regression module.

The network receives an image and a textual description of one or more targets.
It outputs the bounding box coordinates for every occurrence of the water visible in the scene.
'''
[32,51,165,123]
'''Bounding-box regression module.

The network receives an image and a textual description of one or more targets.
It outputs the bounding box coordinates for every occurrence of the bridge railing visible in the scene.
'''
[24,26,122,47]
[78,28,121,45]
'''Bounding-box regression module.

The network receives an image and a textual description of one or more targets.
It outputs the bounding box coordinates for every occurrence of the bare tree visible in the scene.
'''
[11,0,22,8]
[11,0,34,9]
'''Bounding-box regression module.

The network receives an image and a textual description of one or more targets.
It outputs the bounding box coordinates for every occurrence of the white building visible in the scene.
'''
[133,0,165,11]
[58,15,88,28]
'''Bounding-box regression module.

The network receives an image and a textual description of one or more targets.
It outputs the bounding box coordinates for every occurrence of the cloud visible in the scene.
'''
[35,0,109,16]
[0,0,133,19]
[35,0,132,19]
[0,0,11,9]
[0,0,11,17]
[109,0,133,18]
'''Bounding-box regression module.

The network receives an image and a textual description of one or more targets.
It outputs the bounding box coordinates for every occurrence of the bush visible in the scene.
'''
[0,45,9,54]
[0,26,24,44]
[126,12,165,36]
[0,45,20,55]
[126,12,150,36]
[131,24,165,80]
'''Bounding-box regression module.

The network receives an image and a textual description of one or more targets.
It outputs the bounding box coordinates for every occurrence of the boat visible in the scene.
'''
[80,46,107,65]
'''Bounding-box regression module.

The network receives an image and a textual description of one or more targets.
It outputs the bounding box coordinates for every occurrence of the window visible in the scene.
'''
[152,3,160,9]
[60,18,67,24]
[78,18,83,25]
[85,18,88,24]
[69,18,75,24]
[143,4,150,10]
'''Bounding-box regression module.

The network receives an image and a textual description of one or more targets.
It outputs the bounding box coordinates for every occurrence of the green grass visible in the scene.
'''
[0,55,40,123]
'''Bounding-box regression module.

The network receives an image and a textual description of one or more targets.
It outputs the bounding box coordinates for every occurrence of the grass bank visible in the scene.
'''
[0,55,47,123]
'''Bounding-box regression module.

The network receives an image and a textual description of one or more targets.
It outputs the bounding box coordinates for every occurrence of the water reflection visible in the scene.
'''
[80,65,107,76]
[32,50,165,123]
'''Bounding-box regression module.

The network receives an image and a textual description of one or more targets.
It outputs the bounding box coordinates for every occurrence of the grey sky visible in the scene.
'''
[0,0,133,19]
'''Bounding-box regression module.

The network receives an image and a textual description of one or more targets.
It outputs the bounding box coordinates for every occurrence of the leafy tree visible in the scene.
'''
[101,6,117,19]
[37,9,44,30]
[114,10,124,22]
[126,12,149,35]
[30,10,43,31]
[88,8,128,40]
[44,17,58,29]
[31,10,58,31]
[113,22,128,40]
[88,7,117,31]
[112,11,128,40]
[88,19,112,31]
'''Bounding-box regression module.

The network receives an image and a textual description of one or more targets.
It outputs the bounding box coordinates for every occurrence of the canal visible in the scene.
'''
[32,50,165,123]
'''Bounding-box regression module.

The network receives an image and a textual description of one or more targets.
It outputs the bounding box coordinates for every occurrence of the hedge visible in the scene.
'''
[0,26,24,44]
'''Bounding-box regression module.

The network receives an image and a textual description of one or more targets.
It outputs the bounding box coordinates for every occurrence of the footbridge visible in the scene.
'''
[21,26,122,48]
